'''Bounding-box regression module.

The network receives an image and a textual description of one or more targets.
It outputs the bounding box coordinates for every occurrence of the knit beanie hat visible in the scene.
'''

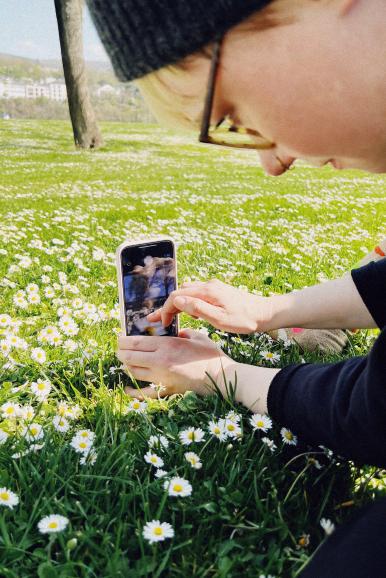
[86,0,272,81]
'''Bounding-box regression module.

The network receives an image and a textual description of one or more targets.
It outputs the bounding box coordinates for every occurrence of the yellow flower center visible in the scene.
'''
[173,484,182,492]
[227,424,235,431]
[30,428,38,436]
[188,432,194,440]
[150,457,157,463]
[214,427,220,434]
[37,383,45,390]
[133,402,140,409]
[48,522,58,529]
[0,492,9,500]
[285,432,293,440]
[6,407,14,414]
[79,442,87,448]
[154,527,163,535]
[257,421,264,428]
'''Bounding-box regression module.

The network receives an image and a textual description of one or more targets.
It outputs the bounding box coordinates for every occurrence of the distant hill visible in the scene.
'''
[0,52,116,84]
[0,52,155,123]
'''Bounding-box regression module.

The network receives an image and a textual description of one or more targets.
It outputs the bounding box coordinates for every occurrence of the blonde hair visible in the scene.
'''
[135,2,294,131]
[136,60,202,131]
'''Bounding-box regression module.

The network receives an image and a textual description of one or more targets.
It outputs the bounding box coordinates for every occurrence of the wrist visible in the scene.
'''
[252,294,277,333]
[221,360,280,414]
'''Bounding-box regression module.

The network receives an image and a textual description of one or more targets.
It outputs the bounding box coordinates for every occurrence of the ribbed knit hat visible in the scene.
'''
[86,0,272,81]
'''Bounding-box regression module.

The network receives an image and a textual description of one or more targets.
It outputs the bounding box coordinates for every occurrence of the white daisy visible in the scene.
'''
[31,348,47,364]
[70,436,93,454]
[208,419,227,441]
[18,405,35,421]
[57,402,81,420]
[224,419,242,439]
[260,351,280,363]
[1,401,20,419]
[79,449,98,466]
[37,514,69,534]
[62,339,78,352]
[52,415,70,433]
[0,487,19,509]
[21,423,44,442]
[127,399,148,413]
[0,339,11,356]
[154,468,168,478]
[249,413,273,432]
[74,429,95,441]
[27,292,41,305]
[143,520,174,544]
[320,518,335,536]
[26,283,39,294]
[44,286,56,299]
[149,382,167,393]
[164,477,192,497]
[261,437,277,452]
[280,427,298,446]
[0,314,11,328]
[0,429,9,444]
[184,452,202,470]
[148,435,169,450]
[179,427,205,445]
[30,379,52,400]
[144,451,164,468]
[225,411,241,424]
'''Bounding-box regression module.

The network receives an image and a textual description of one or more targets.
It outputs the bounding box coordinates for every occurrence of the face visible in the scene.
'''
[152,0,386,176]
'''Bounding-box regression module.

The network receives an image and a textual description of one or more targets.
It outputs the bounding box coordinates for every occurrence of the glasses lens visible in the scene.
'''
[208,117,273,150]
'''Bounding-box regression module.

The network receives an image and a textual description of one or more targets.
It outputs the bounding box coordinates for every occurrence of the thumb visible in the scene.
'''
[125,385,159,399]
[173,296,225,327]
[178,328,204,340]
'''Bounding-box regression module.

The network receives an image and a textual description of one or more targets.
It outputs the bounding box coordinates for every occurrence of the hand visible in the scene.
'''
[117,328,236,399]
[146,279,273,334]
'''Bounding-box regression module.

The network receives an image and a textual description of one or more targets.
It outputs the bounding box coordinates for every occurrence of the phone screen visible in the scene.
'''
[120,240,178,337]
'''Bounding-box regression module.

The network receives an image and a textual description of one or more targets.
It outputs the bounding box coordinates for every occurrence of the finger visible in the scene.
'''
[172,297,226,328]
[118,335,159,351]
[178,328,207,340]
[117,349,155,368]
[147,286,218,326]
[124,385,159,399]
[181,280,204,288]
[122,364,152,382]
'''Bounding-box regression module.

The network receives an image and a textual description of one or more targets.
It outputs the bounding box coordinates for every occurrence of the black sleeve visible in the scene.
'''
[351,258,386,329]
[267,329,386,468]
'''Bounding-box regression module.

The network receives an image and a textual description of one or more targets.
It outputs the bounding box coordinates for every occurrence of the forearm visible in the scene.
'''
[217,360,280,413]
[266,273,377,331]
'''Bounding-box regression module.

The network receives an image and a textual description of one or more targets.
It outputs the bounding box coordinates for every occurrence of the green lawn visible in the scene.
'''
[0,119,385,577]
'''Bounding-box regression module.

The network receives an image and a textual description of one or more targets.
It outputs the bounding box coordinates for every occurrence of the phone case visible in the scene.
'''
[115,236,179,336]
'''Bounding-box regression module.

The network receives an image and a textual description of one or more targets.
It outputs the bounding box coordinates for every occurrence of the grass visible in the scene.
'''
[0,119,385,577]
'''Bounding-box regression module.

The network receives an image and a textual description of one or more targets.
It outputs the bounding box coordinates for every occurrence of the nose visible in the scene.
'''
[258,150,296,176]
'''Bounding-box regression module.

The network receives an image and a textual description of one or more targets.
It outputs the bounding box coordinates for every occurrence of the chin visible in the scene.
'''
[334,158,386,174]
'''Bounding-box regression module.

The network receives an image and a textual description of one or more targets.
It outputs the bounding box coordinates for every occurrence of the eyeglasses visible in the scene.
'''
[199,39,275,150]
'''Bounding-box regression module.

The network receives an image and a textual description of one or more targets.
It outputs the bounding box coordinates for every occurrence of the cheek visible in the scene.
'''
[241,77,351,159]
[235,46,362,159]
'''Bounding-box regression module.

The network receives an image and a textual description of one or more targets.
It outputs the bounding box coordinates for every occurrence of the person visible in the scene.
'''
[86,1,386,576]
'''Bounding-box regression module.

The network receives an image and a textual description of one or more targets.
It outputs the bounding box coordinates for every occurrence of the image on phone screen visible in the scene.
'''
[121,241,178,337]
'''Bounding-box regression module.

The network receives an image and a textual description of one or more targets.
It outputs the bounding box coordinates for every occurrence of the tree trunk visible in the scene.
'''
[54,0,103,148]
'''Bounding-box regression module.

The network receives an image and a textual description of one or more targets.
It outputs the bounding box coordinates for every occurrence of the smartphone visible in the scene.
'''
[116,237,179,337]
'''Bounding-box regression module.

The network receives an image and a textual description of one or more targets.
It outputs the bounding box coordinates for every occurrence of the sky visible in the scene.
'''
[0,0,109,62]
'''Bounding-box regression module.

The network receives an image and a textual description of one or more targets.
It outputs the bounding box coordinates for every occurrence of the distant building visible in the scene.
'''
[96,83,118,97]
[0,79,67,101]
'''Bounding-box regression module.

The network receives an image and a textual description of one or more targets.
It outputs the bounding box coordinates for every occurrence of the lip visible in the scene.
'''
[327,158,342,170]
